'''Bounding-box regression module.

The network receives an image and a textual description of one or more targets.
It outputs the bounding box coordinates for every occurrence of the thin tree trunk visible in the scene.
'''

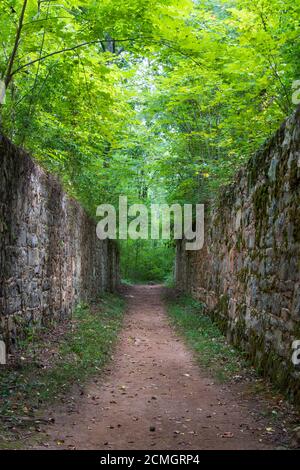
[21,0,51,145]
[5,0,28,89]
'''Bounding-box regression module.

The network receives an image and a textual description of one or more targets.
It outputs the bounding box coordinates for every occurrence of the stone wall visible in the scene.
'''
[176,106,300,402]
[0,135,119,349]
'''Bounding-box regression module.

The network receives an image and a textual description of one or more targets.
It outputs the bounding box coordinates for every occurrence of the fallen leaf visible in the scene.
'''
[221,432,234,438]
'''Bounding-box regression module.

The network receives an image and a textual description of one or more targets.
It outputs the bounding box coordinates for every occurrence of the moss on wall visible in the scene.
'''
[176,107,300,405]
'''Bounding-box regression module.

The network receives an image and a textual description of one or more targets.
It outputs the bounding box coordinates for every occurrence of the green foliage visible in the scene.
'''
[167,294,246,382]
[120,239,174,282]
[143,0,300,204]
[0,0,193,214]
[1,0,299,278]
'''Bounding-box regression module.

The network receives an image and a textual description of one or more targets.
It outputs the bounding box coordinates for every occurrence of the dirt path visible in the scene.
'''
[36,285,274,450]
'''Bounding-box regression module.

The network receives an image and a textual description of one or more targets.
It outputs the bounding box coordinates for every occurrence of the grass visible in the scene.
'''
[121,278,164,286]
[164,273,175,288]
[0,294,125,438]
[166,294,247,382]
[121,278,135,286]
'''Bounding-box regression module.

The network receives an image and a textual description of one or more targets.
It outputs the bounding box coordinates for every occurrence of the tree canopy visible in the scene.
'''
[1,0,299,279]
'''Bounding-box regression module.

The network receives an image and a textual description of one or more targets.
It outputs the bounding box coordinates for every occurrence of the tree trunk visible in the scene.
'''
[4,0,28,89]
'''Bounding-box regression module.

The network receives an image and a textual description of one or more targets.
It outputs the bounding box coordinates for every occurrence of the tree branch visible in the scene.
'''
[5,0,28,88]
[10,37,154,78]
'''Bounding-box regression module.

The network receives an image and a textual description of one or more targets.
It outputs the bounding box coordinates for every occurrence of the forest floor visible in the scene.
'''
[26,285,298,450]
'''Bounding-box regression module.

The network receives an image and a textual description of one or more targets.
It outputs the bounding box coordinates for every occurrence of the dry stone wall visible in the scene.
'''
[176,106,300,402]
[0,135,119,349]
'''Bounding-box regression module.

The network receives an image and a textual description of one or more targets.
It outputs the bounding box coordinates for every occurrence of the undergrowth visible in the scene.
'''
[167,295,247,382]
[0,294,124,444]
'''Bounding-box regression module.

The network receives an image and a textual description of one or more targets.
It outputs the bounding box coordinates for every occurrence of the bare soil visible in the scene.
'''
[30,285,297,450]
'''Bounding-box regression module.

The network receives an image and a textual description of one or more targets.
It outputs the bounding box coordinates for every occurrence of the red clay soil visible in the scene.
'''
[35,285,275,450]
